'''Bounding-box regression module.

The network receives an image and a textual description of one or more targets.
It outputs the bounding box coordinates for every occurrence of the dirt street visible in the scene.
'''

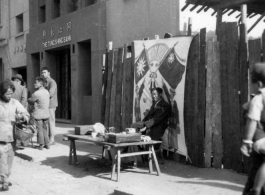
[2,123,247,195]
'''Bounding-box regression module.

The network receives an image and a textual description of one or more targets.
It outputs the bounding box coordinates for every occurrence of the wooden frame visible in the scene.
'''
[64,134,161,182]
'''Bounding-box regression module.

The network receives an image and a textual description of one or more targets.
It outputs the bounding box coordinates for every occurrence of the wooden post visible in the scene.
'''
[183,22,187,36]
[184,34,199,166]
[239,24,249,173]
[104,50,114,127]
[263,30,265,62]
[205,38,222,168]
[224,22,242,172]
[197,28,206,168]
[114,48,124,132]
[121,45,128,131]
[241,4,247,40]
[212,41,222,169]
[187,18,192,36]
[249,39,262,95]
[109,49,119,127]
[205,40,213,168]
[216,7,223,40]
[101,52,108,123]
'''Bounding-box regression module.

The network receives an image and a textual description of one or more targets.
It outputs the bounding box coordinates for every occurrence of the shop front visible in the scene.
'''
[26,3,106,124]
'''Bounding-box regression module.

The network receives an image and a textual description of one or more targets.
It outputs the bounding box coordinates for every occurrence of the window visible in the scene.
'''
[52,0,60,19]
[68,0,78,12]
[39,5,46,23]
[16,14,23,34]
[84,0,96,7]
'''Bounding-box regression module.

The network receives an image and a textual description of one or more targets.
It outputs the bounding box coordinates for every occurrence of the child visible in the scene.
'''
[241,62,265,195]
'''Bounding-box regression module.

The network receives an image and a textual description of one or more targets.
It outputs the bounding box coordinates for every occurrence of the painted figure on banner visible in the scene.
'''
[134,42,186,150]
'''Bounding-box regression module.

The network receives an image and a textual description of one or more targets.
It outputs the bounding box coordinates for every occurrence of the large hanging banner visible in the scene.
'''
[133,37,193,157]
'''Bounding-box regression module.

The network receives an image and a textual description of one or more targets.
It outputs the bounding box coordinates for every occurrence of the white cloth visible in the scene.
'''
[247,88,265,121]
[0,99,29,142]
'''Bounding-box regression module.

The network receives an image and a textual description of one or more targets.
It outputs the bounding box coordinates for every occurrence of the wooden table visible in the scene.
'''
[63,134,162,182]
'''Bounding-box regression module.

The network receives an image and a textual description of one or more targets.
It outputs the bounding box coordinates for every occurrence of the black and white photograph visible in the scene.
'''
[0,0,264,194]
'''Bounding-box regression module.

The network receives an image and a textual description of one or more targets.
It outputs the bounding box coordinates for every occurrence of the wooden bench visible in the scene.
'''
[63,134,162,182]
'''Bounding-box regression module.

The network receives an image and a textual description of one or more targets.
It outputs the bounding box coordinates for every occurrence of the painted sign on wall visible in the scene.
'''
[42,22,72,48]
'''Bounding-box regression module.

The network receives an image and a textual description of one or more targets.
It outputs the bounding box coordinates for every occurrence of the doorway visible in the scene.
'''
[46,46,71,120]
[12,66,27,86]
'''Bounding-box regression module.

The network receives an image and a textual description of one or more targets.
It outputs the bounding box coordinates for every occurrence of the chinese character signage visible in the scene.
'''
[42,22,72,48]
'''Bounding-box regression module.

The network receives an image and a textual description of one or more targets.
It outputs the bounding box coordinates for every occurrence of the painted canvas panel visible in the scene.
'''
[133,37,193,157]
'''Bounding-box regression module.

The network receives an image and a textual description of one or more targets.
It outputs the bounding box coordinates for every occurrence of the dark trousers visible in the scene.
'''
[243,151,265,195]
[36,119,49,146]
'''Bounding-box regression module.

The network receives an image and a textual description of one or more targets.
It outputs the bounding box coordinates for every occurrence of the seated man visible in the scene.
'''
[141,87,171,149]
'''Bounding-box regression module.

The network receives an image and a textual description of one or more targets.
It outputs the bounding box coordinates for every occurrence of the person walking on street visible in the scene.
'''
[0,80,29,191]
[41,67,58,145]
[28,77,50,150]
[11,74,28,149]
[242,63,265,195]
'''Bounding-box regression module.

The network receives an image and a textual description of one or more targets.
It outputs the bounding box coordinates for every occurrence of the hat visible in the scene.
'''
[253,63,265,83]
[11,74,24,82]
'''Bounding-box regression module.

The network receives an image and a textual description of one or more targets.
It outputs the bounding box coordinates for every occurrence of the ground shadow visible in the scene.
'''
[40,153,149,180]
[50,123,246,192]
[40,154,111,179]
[175,181,243,192]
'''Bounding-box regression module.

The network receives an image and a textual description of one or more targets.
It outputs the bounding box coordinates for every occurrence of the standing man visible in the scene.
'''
[11,74,28,149]
[28,77,50,150]
[11,74,27,108]
[41,67,58,145]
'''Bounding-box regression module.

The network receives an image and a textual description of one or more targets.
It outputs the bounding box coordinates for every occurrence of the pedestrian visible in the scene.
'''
[241,63,265,195]
[0,80,29,191]
[41,67,58,145]
[11,74,27,108]
[28,77,50,150]
[23,81,31,111]
[11,74,28,149]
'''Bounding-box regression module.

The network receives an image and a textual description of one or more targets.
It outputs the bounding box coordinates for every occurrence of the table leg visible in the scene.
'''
[108,147,113,161]
[148,145,153,173]
[69,140,73,165]
[72,139,79,165]
[151,145,161,176]
[111,148,117,180]
[117,148,121,182]
[102,146,105,159]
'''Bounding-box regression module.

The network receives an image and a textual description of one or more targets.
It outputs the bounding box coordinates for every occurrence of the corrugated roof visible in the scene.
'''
[183,0,265,16]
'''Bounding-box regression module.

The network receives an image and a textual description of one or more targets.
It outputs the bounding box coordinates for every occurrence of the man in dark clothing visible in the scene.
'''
[142,87,171,149]
[11,74,27,108]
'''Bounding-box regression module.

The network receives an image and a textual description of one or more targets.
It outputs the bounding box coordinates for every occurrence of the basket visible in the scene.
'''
[15,124,34,142]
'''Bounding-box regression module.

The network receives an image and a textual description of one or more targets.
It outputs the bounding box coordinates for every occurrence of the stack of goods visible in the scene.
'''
[74,123,149,143]
[106,129,141,144]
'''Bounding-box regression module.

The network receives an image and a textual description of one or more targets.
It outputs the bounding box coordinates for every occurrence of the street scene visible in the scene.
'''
[0,0,264,195]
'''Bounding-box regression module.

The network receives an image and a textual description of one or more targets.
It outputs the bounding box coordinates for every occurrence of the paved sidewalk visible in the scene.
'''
[2,123,248,195]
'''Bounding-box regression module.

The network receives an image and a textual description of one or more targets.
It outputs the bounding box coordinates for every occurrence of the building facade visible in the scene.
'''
[0,0,29,83]
[27,0,180,125]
